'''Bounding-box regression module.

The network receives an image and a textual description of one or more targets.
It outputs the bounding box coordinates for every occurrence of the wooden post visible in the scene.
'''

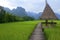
[45,20,48,26]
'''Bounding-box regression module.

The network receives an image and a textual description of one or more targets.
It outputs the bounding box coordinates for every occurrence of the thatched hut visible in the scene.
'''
[40,0,58,26]
[40,0,58,20]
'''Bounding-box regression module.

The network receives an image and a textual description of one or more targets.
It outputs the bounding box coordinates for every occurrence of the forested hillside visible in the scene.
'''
[0,6,35,23]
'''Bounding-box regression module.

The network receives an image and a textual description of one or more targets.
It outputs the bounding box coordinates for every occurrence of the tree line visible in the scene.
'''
[0,6,34,23]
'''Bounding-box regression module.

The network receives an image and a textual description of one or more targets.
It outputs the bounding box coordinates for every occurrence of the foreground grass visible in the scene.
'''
[0,21,40,40]
[44,20,60,40]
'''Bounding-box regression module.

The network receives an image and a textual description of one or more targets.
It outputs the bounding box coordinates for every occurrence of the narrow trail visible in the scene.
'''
[30,23,45,40]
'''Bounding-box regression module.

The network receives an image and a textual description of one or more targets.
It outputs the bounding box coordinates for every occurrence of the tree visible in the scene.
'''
[0,6,6,23]
[23,16,35,21]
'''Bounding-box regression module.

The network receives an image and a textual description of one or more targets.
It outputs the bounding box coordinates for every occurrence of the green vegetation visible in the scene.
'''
[0,6,20,23]
[44,20,60,40]
[0,6,35,23]
[0,21,39,40]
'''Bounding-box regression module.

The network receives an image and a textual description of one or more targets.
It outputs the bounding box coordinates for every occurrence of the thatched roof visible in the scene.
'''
[40,0,58,20]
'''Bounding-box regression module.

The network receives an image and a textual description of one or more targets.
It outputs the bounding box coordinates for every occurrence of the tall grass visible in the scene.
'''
[44,20,60,40]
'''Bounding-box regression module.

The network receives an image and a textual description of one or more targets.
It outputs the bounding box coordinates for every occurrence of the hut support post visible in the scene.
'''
[45,20,48,26]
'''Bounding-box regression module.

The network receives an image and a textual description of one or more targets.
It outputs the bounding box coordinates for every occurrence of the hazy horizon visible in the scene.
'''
[0,0,60,13]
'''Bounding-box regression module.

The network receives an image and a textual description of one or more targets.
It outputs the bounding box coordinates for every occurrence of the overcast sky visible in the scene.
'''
[0,0,60,13]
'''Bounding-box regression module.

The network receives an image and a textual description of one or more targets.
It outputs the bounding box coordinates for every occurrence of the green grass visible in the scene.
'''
[1,20,60,40]
[44,20,60,40]
[0,21,40,40]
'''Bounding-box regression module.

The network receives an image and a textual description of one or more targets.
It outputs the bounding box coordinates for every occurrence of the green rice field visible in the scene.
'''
[0,20,60,40]
[44,20,60,40]
[0,21,40,40]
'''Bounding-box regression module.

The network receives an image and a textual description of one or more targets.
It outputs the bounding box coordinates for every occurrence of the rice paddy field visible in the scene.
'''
[0,21,40,40]
[44,20,60,40]
[0,20,60,40]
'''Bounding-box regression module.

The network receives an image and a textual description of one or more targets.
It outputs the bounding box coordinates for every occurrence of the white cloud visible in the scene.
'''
[0,0,60,13]
[0,0,16,9]
[0,0,45,12]
[58,9,60,12]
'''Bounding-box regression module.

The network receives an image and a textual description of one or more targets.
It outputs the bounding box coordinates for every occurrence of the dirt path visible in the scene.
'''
[30,23,45,40]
